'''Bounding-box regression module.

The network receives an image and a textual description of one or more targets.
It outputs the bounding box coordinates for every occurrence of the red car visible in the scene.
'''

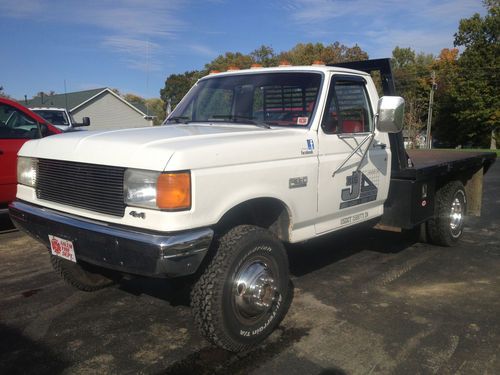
[0,97,61,213]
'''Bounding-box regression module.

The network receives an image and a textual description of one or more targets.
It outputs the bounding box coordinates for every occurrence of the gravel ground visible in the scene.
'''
[0,162,498,375]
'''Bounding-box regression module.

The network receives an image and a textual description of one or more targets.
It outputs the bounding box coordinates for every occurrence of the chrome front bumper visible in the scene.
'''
[9,200,214,278]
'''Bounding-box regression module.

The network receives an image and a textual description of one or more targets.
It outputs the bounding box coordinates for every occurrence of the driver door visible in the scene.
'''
[315,75,390,234]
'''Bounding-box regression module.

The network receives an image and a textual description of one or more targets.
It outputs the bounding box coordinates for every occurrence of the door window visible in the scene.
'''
[0,104,41,139]
[321,77,373,134]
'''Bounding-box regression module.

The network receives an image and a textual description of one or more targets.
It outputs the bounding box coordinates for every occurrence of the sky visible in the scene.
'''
[0,0,486,100]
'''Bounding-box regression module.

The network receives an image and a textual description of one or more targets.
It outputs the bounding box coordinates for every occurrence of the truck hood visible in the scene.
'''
[19,124,314,171]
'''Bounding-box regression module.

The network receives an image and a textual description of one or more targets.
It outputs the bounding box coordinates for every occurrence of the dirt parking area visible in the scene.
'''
[1,162,499,375]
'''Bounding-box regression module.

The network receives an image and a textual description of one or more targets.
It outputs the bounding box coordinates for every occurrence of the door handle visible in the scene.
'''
[0,149,3,155]
[373,142,386,149]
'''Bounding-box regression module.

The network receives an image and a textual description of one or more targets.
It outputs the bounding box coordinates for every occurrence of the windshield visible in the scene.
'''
[166,72,322,127]
[32,110,69,126]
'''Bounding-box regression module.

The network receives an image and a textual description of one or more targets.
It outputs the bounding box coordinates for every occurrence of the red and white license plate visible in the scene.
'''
[49,235,76,262]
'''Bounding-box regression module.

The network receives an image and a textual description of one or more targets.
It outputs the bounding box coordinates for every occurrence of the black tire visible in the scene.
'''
[190,225,292,352]
[427,181,467,246]
[50,255,120,292]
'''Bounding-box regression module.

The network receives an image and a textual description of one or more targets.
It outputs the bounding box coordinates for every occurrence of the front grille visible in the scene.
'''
[37,159,126,217]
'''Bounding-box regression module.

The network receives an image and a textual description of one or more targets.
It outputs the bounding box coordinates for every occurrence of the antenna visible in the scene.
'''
[64,79,69,111]
[145,39,150,117]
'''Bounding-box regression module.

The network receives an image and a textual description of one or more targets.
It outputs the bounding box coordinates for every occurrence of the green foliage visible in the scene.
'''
[391,46,434,147]
[277,42,368,65]
[160,70,204,109]
[145,98,166,125]
[250,45,279,67]
[123,93,166,125]
[434,0,499,147]
[205,52,254,72]
[160,42,369,111]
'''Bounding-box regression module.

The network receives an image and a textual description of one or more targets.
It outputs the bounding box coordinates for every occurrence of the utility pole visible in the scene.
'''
[426,71,437,149]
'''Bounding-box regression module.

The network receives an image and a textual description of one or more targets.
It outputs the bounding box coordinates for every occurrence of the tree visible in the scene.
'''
[160,70,203,109]
[145,98,166,125]
[123,93,146,109]
[440,0,499,147]
[205,52,254,71]
[250,45,278,67]
[160,42,369,111]
[392,46,416,69]
[431,49,461,145]
[0,86,11,99]
[277,42,368,65]
[391,47,434,147]
[123,93,166,125]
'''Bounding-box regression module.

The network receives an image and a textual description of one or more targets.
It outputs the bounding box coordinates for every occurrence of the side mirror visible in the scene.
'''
[376,96,405,133]
[73,117,91,127]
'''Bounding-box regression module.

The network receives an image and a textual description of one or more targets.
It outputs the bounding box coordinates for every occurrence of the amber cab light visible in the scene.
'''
[156,172,191,210]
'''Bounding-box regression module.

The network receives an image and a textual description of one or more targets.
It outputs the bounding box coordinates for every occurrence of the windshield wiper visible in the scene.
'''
[166,116,190,124]
[210,115,271,129]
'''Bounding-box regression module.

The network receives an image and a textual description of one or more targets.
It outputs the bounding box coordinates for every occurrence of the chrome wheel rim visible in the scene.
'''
[233,257,278,321]
[450,191,465,237]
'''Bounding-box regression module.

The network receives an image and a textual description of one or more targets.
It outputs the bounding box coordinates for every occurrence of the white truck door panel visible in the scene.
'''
[315,75,389,234]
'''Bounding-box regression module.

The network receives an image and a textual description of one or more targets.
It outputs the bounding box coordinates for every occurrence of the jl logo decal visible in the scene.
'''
[340,171,378,209]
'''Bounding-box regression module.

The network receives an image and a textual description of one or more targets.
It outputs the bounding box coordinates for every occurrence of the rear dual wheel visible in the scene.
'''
[426,181,467,246]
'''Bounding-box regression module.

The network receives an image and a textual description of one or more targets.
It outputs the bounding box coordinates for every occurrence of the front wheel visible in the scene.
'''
[427,181,467,246]
[191,225,292,352]
[50,255,121,292]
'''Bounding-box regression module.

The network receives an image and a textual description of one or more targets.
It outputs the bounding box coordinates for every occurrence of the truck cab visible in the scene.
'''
[31,107,90,131]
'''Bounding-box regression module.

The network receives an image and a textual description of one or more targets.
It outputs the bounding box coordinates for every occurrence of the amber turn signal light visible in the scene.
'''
[156,172,191,210]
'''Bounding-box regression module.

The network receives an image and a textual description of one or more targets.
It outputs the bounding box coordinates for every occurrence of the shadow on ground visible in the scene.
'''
[0,324,70,375]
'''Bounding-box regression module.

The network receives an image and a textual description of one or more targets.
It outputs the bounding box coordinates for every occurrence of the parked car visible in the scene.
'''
[30,107,90,131]
[0,98,61,213]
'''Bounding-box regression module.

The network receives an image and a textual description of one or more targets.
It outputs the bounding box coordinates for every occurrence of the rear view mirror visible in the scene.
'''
[376,96,405,133]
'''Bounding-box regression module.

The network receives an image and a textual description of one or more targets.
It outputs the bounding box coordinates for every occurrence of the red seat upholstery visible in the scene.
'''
[342,120,363,133]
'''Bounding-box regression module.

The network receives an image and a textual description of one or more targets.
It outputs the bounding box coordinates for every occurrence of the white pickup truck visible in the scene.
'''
[30,107,90,131]
[10,59,496,352]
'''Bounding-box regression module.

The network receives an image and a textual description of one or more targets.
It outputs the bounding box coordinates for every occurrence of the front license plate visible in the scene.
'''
[49,235,76,263]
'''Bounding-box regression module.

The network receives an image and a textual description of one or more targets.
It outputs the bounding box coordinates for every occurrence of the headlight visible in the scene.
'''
[124,169,191,211]
[17,157,38,187]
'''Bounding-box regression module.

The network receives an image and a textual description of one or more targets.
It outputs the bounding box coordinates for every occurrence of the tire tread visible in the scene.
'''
[191,225,289,352]
[427,181,466,246]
